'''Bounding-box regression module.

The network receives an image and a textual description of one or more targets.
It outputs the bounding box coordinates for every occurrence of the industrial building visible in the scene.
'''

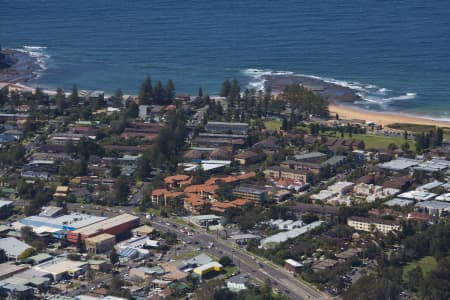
[20,213,106,239]
[259,221,324,249]
[0,238,33,261]
[66,213,140,243]
[34,259,88,281]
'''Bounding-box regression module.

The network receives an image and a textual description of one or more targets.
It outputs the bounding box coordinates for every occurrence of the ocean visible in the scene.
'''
[1,0,450,118]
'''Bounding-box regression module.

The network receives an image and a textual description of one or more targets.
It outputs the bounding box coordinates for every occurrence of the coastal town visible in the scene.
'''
[0,74,448,300]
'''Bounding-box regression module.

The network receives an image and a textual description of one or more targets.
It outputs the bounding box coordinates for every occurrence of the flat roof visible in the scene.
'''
[294,152,326,160]
[398,190,437,201]
[22,213,106,230]
[285,259,302,267]
[35,259,87,275]
[71,213,139,236]
[416,200,450,210]
[384,198,414,207]
[85,233,115,243]
[379,158,420,171]
[0,237,32,257]
[0,262,29,278]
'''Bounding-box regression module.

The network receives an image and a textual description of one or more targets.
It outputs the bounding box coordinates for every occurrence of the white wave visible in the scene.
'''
[23,46,47,50]
[385,92,417,101]
[242,68,418,108]
[13,45,50,76]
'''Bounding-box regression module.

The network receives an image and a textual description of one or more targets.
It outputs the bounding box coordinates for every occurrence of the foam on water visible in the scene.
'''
[242,68,418,109]
[13,46,50,77]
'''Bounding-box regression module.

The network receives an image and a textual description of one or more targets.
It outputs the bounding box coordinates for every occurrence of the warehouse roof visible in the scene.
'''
[71,213,139,236]
[0,237,32,258]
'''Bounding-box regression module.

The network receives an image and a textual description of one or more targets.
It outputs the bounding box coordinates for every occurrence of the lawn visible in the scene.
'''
[223,265,239,278]
[402,256,438,280]
[264,120,282,130]
[340,133,415,151]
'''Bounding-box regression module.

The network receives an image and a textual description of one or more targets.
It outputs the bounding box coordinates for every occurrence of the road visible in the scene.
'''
[65,203,330,299]
[149,217,328,300]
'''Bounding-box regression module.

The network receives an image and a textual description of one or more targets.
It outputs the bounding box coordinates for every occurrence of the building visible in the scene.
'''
[347,216,400,234]
[0,262,30,280]
[397,190,437,201]
[294,152,327,162]
[85,233,116,254]
[0,238,33,261]
[415,201,450,216]
[384,198,415,207]
[0,200,13,219]
[20,213,106,239]
[228,234,260,245]
[66,213,140,243]
[34,259,88,281]
[259,221,324,249]
[205,121,248,135]
[234,150,265,165]
[192,261,222,277]
[188,215,221,229]
[232,185,267,204]
[264,167,310,183]
[284,259,302,273]
[378,158,421,172]
[226,275,248,291]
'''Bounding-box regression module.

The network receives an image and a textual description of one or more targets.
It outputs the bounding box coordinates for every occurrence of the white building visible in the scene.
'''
[347,216,400,234]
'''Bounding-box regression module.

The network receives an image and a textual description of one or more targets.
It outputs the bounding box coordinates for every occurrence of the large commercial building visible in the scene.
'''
[66,213,139,243]
[20,213,106,239]
[205,121,248,135]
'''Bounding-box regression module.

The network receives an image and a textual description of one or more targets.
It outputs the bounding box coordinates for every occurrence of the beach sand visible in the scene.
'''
[329,103,450,128]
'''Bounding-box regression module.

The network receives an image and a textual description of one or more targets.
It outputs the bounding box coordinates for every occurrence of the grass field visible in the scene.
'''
[388,122,450,139]
[403,256,438,279]
[340,133,416,151]
[264,120,282,130]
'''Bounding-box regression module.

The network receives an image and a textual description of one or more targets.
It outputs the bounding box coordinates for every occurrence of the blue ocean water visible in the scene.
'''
[1,0,450,118]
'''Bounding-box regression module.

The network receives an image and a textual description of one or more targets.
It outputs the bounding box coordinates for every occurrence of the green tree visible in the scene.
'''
[139,76,152,105]
[219,256,232,267]
[153,80,166,105]
[55,88,66,115]
[220,79,231,97]
[166,79,175,103]
[69,84,79,106]
[109,248,119,265]
[110,159,121,178]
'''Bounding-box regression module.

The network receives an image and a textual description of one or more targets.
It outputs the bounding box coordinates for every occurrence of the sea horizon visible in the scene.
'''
[1,0,450,119]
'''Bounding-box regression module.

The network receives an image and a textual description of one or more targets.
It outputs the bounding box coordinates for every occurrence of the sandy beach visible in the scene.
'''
[329,103,450,128]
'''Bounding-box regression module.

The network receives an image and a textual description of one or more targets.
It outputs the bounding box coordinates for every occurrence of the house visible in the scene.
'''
[0,200,13,219]
[234,150,265,165]
[284,259,302,273]
[226,275,248,291]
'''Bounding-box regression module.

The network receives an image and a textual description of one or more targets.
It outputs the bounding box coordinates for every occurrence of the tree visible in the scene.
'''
[406,266,423,292]
[55,88,66,115]
[109,248,119,265]
[76,233,83,252]
[436,127,444,146]
[69,84,79,106]
[198,87,203,97]
[111,88,124,107]
[153,80,166,105]
[219,256,232,267]
[0,249,7,263]
[166,80,175,103]
[113,175,130,205]
[139,76,152,105]
[220,79,231,97]
[110,159,121,178]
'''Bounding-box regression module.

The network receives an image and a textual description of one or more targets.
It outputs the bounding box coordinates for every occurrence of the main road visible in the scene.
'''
[66,203,330,299]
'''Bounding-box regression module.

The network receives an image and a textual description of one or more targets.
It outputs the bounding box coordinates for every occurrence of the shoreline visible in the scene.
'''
[329,103,450,128]
[0,48,42,83]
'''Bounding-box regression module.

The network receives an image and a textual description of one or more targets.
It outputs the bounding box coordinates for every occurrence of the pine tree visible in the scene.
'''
[55,88,66,115]
[153,80,166,105]
[198,87,203,97]
[139,76,152,105]
[220,80,231,97]
[166,80,175,103]
[69,84,79,106]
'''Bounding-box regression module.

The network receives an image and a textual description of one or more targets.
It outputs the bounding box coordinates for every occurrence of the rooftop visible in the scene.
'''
[71,213,139,236]
[0,237,32,257]
[384,198,415,207]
